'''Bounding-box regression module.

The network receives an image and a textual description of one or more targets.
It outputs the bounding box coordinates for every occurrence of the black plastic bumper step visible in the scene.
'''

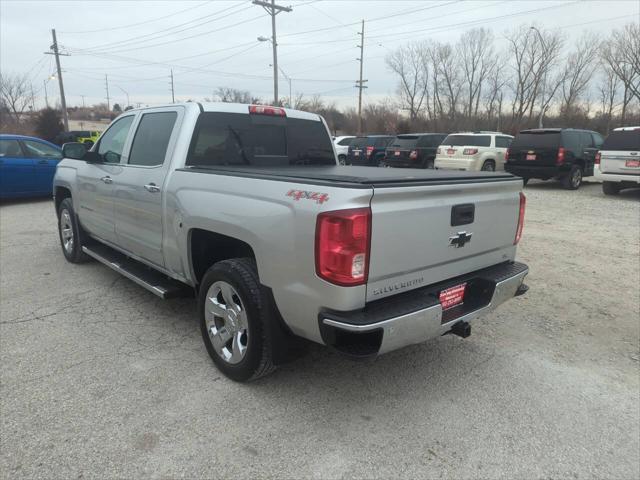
[82,244,191,299]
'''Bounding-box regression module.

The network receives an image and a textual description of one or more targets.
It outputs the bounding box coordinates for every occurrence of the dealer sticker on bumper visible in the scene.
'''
[439,283,467,310]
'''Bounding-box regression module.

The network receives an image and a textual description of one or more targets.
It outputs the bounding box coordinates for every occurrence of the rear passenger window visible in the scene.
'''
[0,139,23,157]
[562,132,580,153]
[337,137,353,146]
[580,132,594,149]
[495,137,512,148]
[128,112,177,166]
[592,132,604,148]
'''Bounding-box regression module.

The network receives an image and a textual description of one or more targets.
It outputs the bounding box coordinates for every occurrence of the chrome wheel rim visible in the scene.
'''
[482,163,495,171]
[60,209,74,254]
[204,281,249,365]
[572,169,581,187]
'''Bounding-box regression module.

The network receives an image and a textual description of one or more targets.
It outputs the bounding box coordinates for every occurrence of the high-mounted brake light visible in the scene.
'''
[248,105,286,117]
[595,151,601,165]
[514,192,526,245]
[366,146,374,157]
[463,148,478,155]
[556,147,565,165]
[409,150,418,160]
[315,207,371,286]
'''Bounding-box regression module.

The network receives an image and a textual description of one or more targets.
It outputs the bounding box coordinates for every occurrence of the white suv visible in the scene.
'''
[595,126,640,195]
[435,132,513,172]
[333,135,355,164]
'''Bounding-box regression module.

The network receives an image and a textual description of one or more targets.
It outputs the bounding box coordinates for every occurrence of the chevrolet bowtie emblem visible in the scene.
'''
[449,231,473,248]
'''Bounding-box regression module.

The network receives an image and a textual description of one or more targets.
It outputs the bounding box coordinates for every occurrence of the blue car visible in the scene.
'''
[0,134,63,199]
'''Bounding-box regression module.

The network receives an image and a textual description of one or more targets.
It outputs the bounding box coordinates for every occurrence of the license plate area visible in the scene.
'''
[625,159,640,167]
[394,151,400,156]
[354,151,360,156]
[439,283,466,310]
[447,148,455,155]
[526,154,536,160]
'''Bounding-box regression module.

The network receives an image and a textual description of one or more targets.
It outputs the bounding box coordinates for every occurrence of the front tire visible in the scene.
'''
[561,165,582,190]
[199,258,275,382]
[338,155,346,165]
[602,181,621,195]
[57,197,89,263]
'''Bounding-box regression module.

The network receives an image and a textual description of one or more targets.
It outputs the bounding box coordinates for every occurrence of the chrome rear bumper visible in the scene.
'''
[320,262,529,356]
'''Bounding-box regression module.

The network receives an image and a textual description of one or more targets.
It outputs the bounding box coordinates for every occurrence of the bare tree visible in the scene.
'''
[598,63,620,134]
[506,26,563,129]
[485,61,508,131]
[457,28,496,121]
[0,72,34,123]
[432,42,462,121]
[561,33,600,119]
[600,23,640,122]
[215,87,255,104]
[385,41,430,121]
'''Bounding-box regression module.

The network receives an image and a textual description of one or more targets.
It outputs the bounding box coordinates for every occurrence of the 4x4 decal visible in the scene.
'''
[287,189,330,204]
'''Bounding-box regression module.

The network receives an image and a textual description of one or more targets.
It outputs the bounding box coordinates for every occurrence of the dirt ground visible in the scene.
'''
[1,180,639,479]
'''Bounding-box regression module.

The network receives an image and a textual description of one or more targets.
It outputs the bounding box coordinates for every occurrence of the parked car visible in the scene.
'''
[434,132,513,172]
[504,128,603,189]
[346,135,394,166]
[0,134,62,199]
[382,133,447,169]
[53,130,101,147]
[53,102,529,381]
[595,126,640,195]
[333,135,355,164]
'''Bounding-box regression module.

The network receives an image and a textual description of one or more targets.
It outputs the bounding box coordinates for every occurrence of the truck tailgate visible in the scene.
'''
[367,179,522,302]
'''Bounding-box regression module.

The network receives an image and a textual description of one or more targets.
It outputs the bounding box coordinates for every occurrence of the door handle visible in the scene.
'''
[144,183,160,193]
[100,176,113,184]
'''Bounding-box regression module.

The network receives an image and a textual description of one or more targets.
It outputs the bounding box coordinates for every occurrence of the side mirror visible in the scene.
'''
[62,142,100,163]
[62,142,87,159]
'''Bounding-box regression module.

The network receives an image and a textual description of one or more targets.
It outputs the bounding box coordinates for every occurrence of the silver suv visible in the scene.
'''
[435,132,513,172]
[595,127,640,195]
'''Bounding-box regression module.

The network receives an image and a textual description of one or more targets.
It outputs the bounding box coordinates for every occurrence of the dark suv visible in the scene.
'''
[382,133,447,169]
[346,135,394,166]
[505,128,603,189]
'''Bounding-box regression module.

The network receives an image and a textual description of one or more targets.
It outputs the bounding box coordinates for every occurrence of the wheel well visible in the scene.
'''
[190,229,256,286]
[54,187,72,215]
[483,159,495,164]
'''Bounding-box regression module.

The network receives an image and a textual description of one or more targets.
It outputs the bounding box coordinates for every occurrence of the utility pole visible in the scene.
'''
[355,20,367,135]
[253,0,292,106]
[104,74,111,111]
[170,69,175,103]
[80,94,86,109]
[530,26,547,129]
[45,29,69,131]
[44,80,49,108]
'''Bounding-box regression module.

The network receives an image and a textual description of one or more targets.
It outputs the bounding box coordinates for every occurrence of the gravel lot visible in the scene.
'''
[1,180,639,479]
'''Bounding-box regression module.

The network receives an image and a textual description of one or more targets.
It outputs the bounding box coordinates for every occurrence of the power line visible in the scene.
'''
[67,3,250,54]
[59,1,212,34]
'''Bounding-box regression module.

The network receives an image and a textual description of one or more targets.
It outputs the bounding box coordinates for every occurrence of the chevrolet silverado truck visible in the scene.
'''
[54,103,529,382]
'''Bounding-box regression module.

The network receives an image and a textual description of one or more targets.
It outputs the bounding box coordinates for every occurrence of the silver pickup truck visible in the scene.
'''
[54,103,529,381]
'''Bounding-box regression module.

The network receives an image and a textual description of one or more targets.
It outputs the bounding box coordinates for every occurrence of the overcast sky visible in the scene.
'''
[1,0,638,110]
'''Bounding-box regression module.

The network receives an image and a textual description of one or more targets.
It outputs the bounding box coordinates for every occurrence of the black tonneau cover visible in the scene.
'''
[180,165,517,188]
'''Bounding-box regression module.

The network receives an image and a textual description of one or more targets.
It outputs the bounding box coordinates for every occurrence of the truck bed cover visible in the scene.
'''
[180,165,517,188]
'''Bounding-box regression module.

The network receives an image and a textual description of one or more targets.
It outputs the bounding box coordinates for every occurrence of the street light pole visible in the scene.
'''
[253,0,292,106]
[531,26,547,129]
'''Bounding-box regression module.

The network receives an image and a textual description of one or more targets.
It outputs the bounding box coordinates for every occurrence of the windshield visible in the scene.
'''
[187,112,335,167]
[511,132,561,149]
[602,130,640,150]
[390,136,419,148]
[442,135,491,147]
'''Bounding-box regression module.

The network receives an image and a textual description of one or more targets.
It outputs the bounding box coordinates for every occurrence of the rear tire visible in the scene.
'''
[602,181,621,196]
[199,258,275,382]
[481,160,495,172]
[57,197,89,263]
[338,155,346,165]
[561,165,582,190]
[423,159,435,169]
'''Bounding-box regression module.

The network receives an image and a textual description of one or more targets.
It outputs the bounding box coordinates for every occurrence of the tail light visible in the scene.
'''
[366,146,374,157]
[409,150,418,160]
[437,147,441,155]
[595,151,601,165]
[249,105,286,116]
[514,192,526,245]
[556,147,565,165]
[505,148,510,162]
[463,148,478,155]
[316,207,371,286]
